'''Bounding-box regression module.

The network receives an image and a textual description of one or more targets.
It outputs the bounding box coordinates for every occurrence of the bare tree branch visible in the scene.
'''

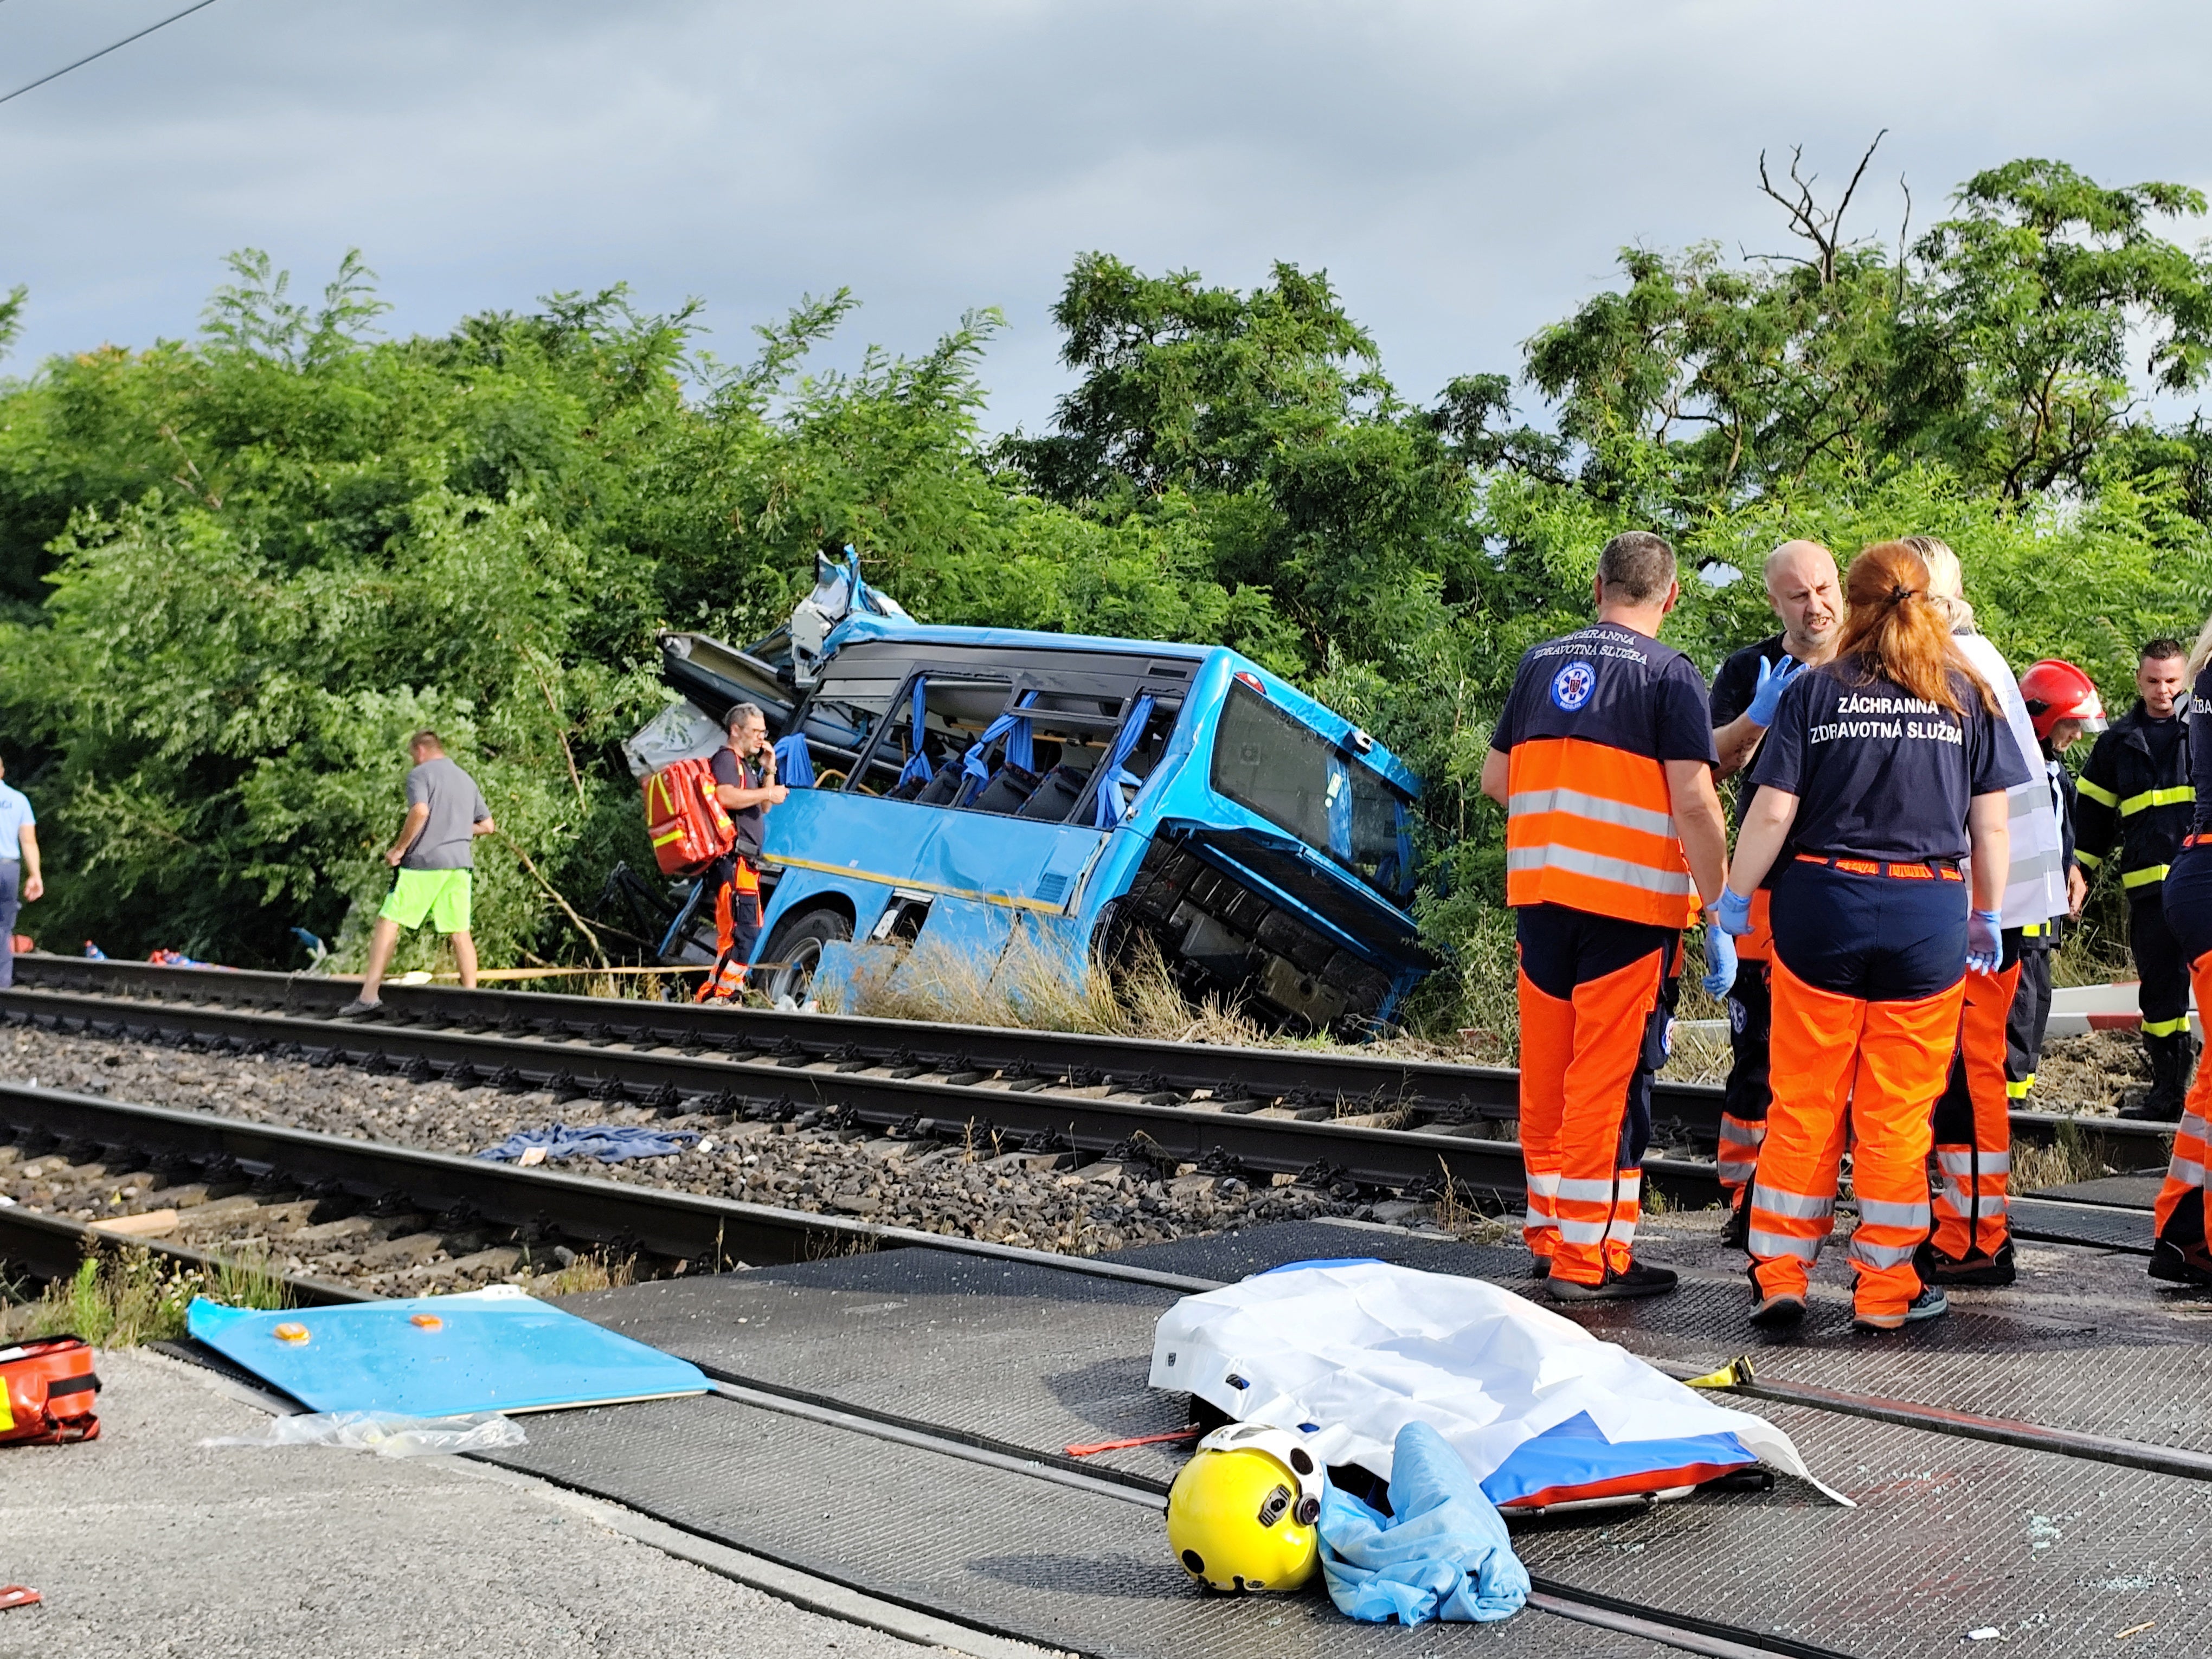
[1756,131,1889,285]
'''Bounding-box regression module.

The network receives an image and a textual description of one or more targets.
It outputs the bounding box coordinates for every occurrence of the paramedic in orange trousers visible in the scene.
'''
[1706,539,1843,1244]
[1716,542,2026,1331]
[1481,531,1734,1303]
[698,701,787,1004]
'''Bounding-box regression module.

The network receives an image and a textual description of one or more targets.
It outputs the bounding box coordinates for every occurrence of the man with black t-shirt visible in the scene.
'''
[696,701,788,1004]
[1482,531,1734,1302]
[2078,641,2197,1119]
[1706,539,1842,1240]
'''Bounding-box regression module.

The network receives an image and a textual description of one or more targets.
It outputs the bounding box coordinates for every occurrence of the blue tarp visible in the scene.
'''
[187,1289,708,1417]
[475,1124,700,1164]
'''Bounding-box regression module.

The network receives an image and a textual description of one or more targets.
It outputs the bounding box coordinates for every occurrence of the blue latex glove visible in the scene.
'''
[1966,909,2002,974]
[1702,923,1738,999]
[1744,654,1803,727]
[1715,887,1755,937]
[1319,1422,1530,1625]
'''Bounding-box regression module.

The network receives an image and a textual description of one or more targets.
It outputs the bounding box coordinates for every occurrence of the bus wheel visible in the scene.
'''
[762,908,852,1003]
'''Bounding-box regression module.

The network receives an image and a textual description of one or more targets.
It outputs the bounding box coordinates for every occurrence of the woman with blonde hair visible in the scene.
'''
[1715,542,2028,1330]
[2147,614,2212,1285]
[1909,536,2068,1287]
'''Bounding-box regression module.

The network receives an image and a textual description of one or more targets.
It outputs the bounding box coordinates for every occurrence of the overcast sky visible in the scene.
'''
[5,0,2211,433]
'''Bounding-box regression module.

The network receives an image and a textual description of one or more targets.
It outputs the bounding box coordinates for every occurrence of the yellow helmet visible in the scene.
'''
[1165,1424,1325,1593]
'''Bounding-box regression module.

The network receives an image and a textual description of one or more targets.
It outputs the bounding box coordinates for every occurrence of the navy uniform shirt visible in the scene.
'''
[2190,663,2212,832]
[1750,658,2029,863]
[1494,622,1718,769]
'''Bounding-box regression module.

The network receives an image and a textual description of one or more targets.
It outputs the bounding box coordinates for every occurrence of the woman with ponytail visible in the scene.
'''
[2146,615,2212,1287]
[1715,542,2029,1332]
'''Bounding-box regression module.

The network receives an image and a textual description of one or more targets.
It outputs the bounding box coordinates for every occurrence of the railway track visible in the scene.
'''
[7,956,2169,1166]
[0,1081,2174,1659]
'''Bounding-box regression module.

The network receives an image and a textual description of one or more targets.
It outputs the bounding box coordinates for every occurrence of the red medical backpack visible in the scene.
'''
[0,1335,101,1446]
[644,757,737,877]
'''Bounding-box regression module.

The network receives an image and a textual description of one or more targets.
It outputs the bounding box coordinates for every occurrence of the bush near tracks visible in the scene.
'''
[3,150,2212,1045]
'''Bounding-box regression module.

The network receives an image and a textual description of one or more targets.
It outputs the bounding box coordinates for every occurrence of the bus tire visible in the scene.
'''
[762,907,853,1003]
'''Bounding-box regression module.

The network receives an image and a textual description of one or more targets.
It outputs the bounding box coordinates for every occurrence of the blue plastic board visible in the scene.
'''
[187,1288,709,1417]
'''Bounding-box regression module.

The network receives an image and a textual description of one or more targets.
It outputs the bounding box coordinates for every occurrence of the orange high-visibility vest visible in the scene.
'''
[1505,736,1697,927]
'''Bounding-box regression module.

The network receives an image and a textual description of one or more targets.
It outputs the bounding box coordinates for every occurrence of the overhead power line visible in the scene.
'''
[0,0,222,109]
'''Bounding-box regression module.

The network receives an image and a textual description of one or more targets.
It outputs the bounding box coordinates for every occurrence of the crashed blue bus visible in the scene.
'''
[613,562,1432,1032]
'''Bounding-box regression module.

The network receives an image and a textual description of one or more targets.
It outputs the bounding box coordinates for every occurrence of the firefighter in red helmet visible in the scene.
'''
[2010,660,2106,1107]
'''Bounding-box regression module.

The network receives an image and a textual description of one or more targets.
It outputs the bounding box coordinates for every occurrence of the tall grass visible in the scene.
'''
[833,921,1281,1047]
[7,1244,291,1346]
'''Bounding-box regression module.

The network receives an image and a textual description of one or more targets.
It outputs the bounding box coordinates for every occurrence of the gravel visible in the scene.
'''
[0,1024,1367,1291]
[0,1346,1030,1659]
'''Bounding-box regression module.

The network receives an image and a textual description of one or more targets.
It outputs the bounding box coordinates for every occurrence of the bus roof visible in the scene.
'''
[822,614,1213,661]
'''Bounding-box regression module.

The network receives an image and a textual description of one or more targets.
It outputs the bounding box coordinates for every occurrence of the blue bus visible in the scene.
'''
[639,609,1432,1031]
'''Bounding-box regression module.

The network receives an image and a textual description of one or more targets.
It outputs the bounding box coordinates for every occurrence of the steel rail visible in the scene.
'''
[0,1081,1222,1292]
[10,956,2175,1159]
[4,1072,2191,1500]
[0,983,1724,1205]
[0,1200,366,1305]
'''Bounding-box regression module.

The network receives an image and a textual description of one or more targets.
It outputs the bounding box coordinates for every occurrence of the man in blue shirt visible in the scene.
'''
[0,756,44,989]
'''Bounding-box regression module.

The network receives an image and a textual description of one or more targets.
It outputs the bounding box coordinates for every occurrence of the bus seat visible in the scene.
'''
[915,767,966,807]
[969,762,1041,815]
[1015,763,1092,822]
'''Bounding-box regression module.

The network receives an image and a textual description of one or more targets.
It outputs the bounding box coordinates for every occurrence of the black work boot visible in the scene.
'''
[1720,1187,1751,1251]
[1918,1238,2017,1288]
[2150,1238,2212,1288]
[2122,1032,2191,1121]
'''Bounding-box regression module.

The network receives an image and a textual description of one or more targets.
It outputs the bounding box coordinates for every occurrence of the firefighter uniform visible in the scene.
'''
[1493,622,1714,1295]
[1926,632,2067,1283]
[2076,702,2197,1116]
[1741,660,2028,1328]
[696,745,770,1004]
[1707,635,1792,1216]
[2152,660,2212,1285]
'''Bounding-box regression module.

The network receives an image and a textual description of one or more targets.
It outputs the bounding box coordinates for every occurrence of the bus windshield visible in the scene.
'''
[1208,681,1415,904]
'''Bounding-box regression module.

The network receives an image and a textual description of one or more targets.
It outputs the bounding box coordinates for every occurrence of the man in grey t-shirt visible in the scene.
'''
[337,730,495,1015]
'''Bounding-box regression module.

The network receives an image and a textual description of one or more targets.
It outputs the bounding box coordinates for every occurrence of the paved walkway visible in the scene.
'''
[0,1347,1051,1658]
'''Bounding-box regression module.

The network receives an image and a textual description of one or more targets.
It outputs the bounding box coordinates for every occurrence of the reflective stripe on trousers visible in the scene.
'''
[1516,938,1667,1283]
[2155,949,2212,1260]
[1750,953,1962,1321]
[1932,958,2018,1263]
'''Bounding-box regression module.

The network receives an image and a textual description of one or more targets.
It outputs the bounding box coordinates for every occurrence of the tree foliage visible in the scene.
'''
[2,145,2210,1036]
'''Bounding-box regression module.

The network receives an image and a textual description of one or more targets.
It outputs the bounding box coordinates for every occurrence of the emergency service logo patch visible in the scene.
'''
[1549,660,1597,712]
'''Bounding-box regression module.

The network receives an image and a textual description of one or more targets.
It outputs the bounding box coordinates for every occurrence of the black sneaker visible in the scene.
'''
[2149,1239,2212,1287]
[1854,1283,1947,1332]
[1921,1242,2015,1287]
[331,998,383,1019]
[1546,1261,1678,1302]
[1748,1290,1806,1328]
[1720,1191,1751,1251]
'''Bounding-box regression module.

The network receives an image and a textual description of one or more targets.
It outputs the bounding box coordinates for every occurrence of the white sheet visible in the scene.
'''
[1149,1259,1849,1506]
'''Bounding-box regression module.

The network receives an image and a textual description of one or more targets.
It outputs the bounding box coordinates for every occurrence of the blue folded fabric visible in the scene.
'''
[475,1123,699,1164]
[1319,1421,1530,1625]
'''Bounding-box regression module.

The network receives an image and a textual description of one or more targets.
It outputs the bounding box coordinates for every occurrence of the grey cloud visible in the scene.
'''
[4,0,2211,432]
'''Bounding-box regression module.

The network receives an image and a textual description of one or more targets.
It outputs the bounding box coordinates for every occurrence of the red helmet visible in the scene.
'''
[2018,659,2108,742]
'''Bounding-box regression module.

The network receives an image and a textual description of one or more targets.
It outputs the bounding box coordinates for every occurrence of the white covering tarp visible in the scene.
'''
[1149,1259,1849,1506]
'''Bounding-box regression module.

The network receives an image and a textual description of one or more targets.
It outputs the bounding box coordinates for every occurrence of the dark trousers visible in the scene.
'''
[0,860,16,990]
[2134,890,2192,1036]
[2007,945,2055,1098]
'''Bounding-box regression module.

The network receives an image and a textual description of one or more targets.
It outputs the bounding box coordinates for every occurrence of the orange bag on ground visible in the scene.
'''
[0,1335,101,1446]
[644,757,736,877]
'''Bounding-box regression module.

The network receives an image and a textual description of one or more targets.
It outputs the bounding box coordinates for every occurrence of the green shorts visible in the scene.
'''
[380,868,473,934]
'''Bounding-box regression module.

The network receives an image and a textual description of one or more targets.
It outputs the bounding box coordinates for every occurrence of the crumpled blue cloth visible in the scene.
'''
[1319,1421,1530,1625]
[475,1123,700,1164]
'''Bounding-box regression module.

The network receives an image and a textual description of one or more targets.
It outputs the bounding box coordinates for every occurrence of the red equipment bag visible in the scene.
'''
[0,1335,101,1446]
[644,756,737,878]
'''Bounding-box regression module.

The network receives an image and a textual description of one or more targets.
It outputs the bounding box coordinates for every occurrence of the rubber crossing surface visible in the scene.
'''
[529,1218,2212,1656]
